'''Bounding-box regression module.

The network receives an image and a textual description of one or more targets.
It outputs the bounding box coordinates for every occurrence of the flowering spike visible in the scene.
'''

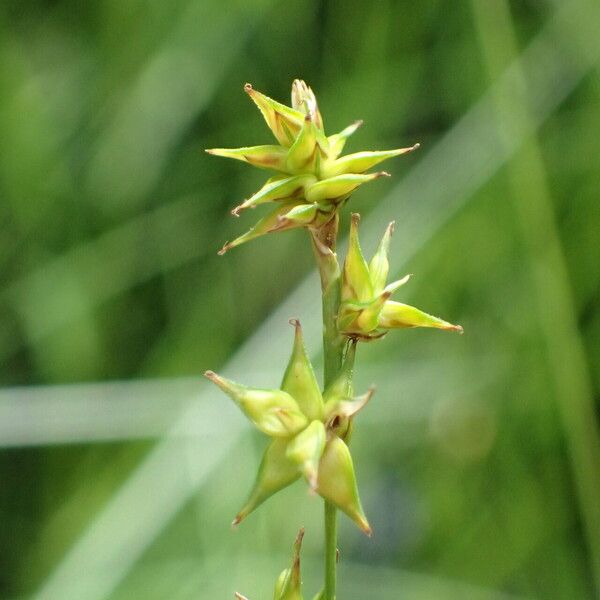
[245,83,305,147]
[232,175,316,216]
[286,420,326,490]
[338,217,462,339]
[204,371,308,437]
[206,145,287,171]
[378,301,464,333]
[219,200,305,254]
[208,81,418,252]
[317,436,371,535]
[233,439,300,526]
[322,145,419,178]
[342,214,373,303]
[281,320,324,421]
[305,172,389,204]
[369,221,394,295]
[327,120,363,159]
[273,528,305,600]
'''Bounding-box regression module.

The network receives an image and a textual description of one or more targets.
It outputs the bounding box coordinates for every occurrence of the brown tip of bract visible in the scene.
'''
[231,514,243,527]
[351,212,361,225]
[387,220,395,235]
[411,142,421,151]
[204,370,216,380]
[234,593,249,600]
[205,148,216,154]
[377,171,391,178]
[288,318,301,329]
[360,519,373,537]
[453,324,464,335]
[218,242,231,256]
[244,83,253,93]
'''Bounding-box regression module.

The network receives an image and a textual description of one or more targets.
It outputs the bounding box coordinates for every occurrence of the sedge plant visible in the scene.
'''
[205,80,462,600]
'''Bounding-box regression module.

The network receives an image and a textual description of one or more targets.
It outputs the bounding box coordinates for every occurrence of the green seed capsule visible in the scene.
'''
[317,436,371,536]
[245,83,304,147]
[281,320,324,421]
[338,215,462,338]
[379,301,464,333]
[321,146,419,179]
[233,439,300,526]
[206,145,288,171]
[204,371,308,437]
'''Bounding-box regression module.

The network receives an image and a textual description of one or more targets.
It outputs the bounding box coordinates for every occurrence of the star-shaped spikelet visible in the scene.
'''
[339,214,463,339]
[205,320,374,535]
[206,80,419,254]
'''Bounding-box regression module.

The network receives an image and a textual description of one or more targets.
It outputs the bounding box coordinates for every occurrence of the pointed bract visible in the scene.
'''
[232,175,316,215]
[219,200,305,255]
[233,439,300,526]
[342,214,372,303]
[306,172,389,204]
[281,320,324,421]
[204,371,307,437]
[324,388,375,425]
[273,528,305,600]
[206,145,287,171]
[327,120,363,159]
[317,436,371,535]
[322,145,419,178]
[378,301,464,333]
[245,83,305,147]
[369,221,394,295]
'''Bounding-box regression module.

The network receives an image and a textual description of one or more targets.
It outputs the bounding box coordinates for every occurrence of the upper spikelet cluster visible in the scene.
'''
[206,80,419,254]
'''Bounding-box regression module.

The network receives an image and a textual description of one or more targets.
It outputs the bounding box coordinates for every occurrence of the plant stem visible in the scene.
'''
[310,218,345,600]
[324,501,338,600]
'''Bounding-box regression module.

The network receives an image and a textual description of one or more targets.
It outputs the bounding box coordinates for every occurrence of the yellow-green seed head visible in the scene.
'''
[205,321,373,534]
[338,214,463,339]
[206,80,419,253]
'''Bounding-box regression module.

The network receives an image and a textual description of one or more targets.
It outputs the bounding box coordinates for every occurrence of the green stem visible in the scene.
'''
[324,501,338,600]
[310,219,344,600]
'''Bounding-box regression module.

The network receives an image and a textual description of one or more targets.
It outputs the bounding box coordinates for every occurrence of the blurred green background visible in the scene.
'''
[1,0,600,598]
